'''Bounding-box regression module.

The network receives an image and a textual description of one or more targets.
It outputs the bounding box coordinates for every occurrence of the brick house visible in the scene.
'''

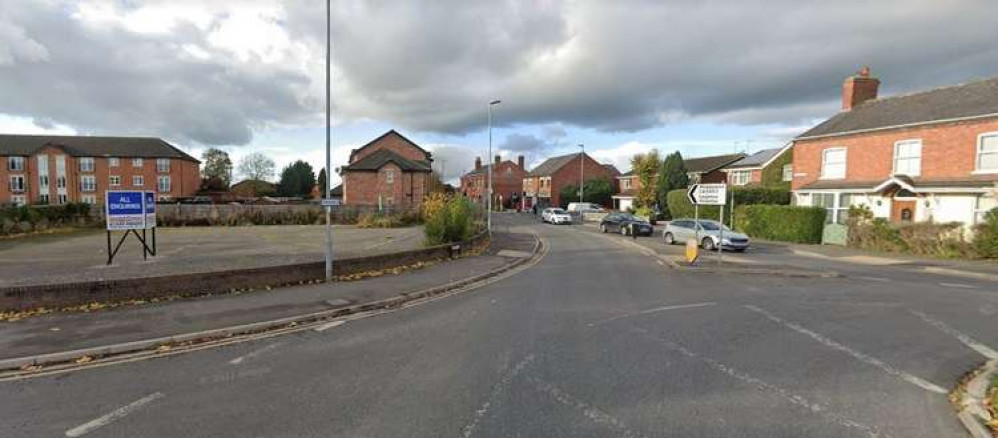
[721,144,793,187]
[1,134,200,207]
[522,152,616,210]
[460,155,527,209]
[611,153,745,211]
[792,68,998,226]
[340,130,432,208]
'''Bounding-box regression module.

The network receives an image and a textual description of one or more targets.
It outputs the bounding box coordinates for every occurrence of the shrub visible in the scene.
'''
[974,208,998,258]
[423,194,476,245]
[848,214,975,258]
[735,205,826,244]
[356,211,418,228]
[0,203,94,235]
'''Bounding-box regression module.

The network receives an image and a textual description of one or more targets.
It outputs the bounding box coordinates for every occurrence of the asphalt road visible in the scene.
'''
[3,213,997,437]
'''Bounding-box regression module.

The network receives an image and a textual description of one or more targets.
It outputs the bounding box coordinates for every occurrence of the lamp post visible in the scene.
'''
[578,143,585,205]
[487,99,501,235]
[323,0,334,281]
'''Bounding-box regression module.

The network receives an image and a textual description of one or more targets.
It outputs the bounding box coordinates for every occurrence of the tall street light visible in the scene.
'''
[323,0,334,281]
[487,99,501,235]
[578,143,585,206]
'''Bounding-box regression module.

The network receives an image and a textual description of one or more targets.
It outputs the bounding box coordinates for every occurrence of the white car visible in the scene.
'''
[566,202,603,213]
[542,207,573,225]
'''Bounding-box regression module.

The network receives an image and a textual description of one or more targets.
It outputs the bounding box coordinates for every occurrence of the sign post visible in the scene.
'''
[105,191,157,265]
[686,183,728,266]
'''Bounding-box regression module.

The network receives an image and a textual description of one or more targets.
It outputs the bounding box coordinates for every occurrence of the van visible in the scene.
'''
[566,202,602,213]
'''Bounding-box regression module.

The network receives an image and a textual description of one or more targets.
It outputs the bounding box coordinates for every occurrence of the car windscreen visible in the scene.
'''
[698,221,729,231]
[552,209,567,214]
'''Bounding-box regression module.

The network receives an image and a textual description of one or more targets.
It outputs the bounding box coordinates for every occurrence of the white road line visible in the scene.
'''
[313,320,346,332]
[65,392,164,437]
[527,376,648,438]
[643,333,884,438]
[744,305,947,394]
[462,354,534,438]
[939,282,977,289]
[591,302,717,326]
[228,342,282,365]
[854,276,890,282]
[910,310,998,360]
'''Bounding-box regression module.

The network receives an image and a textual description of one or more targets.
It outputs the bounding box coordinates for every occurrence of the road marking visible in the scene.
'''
[854,276,890,282]
[641,332,883,438]
[65,392,164,437]
[744,305,947,394]
[590,302,717,326]
[228,342,282,365]
[462,354,534,438]
[313,320,346,332]
[527,376,647,438]
[939,282,977,289]
[910,310,998,360]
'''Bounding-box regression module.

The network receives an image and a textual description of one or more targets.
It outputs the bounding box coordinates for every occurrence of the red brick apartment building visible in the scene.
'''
[0,135,200,207]
[460,155,527,208]
[792,68,998,226]
[522,152,616,209]
[340,130,432,207]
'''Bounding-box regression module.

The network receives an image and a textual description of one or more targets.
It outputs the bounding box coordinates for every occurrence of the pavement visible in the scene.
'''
[2,213,997,437]
[0,225,424,287]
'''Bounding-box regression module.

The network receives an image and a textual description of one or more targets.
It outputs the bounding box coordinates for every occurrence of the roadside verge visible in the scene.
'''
[953,360,998,438]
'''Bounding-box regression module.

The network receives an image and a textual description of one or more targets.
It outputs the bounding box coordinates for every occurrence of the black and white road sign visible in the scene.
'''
[686,184,727,205]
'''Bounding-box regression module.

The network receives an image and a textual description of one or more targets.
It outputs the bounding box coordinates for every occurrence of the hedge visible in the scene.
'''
[0,203,94,235]
[734,205,826,244]
[665,187,791,225]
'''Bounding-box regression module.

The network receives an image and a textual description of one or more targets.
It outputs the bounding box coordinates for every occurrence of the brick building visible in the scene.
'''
[792,68,998,226]
[460,155,527,209]
[721,144,793,187]
[611,153,745,211]
[522,152,616,210]
[1,134,200,207]
[340,130,432,207]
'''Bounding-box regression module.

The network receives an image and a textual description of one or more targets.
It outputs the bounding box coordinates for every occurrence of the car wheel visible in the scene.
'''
[663,232,674,245]
[701,237,715,251]
[600,224,607,233]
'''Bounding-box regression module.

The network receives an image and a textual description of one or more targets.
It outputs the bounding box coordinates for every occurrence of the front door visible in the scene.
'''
[891,199,916,222]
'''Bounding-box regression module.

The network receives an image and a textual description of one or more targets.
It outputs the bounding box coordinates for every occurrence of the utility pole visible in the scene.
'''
[487,100,501,235]
[578,143,585,205]
[323,0,334,281]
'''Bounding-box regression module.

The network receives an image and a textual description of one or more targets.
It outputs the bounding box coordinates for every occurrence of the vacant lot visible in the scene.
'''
[0,225,424,287]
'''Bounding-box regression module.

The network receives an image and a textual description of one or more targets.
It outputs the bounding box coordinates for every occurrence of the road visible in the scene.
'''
[3,213,997,437]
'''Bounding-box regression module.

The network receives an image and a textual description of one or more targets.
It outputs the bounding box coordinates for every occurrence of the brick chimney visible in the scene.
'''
[474,157,482,170]
[842,66,880,111]
[495,155,501,166]
[517,155,524,169]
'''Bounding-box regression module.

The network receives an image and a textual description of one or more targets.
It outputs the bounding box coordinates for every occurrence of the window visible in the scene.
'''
[81,195,95,205]
[80,175,96,192]
[810,192,856,224]
[893,140,921,176]
[109,175,121,186]
[385,170,394,184]
[782,164,793,182]
[79,157,95,172]
[837,194,858,224]
[132,158,143,168]
[38,194,50,205]
[133,175,144,186]
[9,175,25,192]
[158,175,171,192]
[729,170,751,186]
[8,156,24,171]
[975,195,997,224]
[56,176,66,189]
[156,158,170,173]
[11,195,26,206]
[621,178,632,190]
[58,194,67,204]
[109,157,120,167]
[812,193,836,223]
[821,148,846,179]
[977,133,998,172]
[39,175,49,188]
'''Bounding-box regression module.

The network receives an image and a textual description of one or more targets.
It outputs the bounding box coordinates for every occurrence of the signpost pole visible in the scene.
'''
[718,203,724,266]
[106,230,112,265]
[694,203,700,251]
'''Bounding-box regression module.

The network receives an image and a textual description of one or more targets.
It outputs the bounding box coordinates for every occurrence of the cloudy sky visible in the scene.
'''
[2,0,996,184]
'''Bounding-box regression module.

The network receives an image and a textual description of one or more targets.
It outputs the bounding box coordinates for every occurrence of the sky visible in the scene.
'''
[1,0,997,185]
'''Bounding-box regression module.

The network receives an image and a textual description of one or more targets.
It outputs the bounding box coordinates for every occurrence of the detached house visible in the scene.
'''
[721,145,793,187]
[522,152,616,210]
[792,68,998,226]
[684,153,746,184]
[460,155,527,208]
[340,130,433,207]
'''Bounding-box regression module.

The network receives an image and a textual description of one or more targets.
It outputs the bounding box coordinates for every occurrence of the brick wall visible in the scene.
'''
[549,154,615,207]
[792,118,998,190]
[343,164,428,207]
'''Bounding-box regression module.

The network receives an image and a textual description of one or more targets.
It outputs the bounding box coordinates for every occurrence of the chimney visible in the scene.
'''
[842,66,880,111]
[474,157,482,170]
[517,155,525,169]
[495,155,501,166]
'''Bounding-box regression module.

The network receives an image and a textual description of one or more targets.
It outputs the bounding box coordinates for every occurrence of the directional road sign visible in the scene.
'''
[686,183,727,206]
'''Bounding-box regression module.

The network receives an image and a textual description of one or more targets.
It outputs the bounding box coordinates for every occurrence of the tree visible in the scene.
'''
[317,168,328,195]
[557,179,614,208]
[631,150,660,210]
[201,148,233,188]
[276,160,316,197]
[198,176,228,193]
[238,152,275,182]
[657,151,689,218]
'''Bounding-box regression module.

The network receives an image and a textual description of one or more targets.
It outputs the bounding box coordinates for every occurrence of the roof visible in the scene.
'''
[798,76,998,139]
[348,130,431,163]
[330,184,343,196]
[463,160,520,177]
[343,149,432,172]
[726,148,783,170]
[0,134,199,162]
[602,164,621,176]
[798,175,998,191]
[527,153,580,177]
[684,153,745,174]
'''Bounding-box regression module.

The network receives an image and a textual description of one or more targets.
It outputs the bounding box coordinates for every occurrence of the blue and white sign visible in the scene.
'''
[106,191,146,230]
[144,191,157,229]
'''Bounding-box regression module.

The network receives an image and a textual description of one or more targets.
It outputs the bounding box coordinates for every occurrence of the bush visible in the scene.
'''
[974,208,998,258]
[356,210,421,228]
[423,194,478,245]
[735,205,826,244]
[847,209,975,258]
[0,203,94,236]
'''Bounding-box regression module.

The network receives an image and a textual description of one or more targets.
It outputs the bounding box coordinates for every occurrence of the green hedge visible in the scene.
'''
[734,205,826,244]
[665,187,790,225]
[0,203,94,235]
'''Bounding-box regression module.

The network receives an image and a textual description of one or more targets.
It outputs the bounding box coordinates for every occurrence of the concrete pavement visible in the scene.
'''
[1,213,996,437]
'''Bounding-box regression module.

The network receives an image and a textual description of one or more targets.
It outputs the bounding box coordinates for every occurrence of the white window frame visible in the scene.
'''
[80,175,96,192]
[109,175,121,187]
[81,195,96,205]
[56,176,66,189]
[57,194,68,205]
[892,139,922,177]
[975,132,998,173]
[729,170,751,186]
[133,175,144,186]
[804,191,857,224]
[156,158,171,173]
[385,169,394,184]
[108,157,120,167]
[132,158,143,168]
[38,194,50,205]
[974,195,997,224]
[38,174,49,188]
[8,156,24,171]
[157,175,171,192]
[621,178,632,190]
[820,148,847,180]
[79,157,95,172]
[11,195,26,206]
[782,164,793,182]
[9,175,25,192]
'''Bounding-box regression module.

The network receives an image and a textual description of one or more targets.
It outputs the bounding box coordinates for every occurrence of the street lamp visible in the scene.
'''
[578,143,585,205]
[487,99,501,235]
[323,0,334,281]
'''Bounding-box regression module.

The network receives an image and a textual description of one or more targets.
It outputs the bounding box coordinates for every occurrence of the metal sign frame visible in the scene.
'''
[105,190,158,265]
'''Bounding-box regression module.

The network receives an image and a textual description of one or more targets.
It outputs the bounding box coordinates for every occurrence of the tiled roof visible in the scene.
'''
[602,164,621,176]
[343,149,432,172]
[684,153,745,174]
[348,130,431,162]
[527,153,579,177]
[726,148,782,169]
[798,76,998,139]
[798,176,998,191]
[0,134,199,162]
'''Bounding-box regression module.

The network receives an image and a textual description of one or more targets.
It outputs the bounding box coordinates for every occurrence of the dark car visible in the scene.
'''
[599,213,654,236]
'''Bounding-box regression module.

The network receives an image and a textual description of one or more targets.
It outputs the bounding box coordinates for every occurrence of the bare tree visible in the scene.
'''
[238,152,276,182]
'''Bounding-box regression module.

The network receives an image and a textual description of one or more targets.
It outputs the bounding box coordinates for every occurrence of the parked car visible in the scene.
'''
[541,207,573,225]
[661,219,749,252]
[566,202,604,213]
[599,213,653,236]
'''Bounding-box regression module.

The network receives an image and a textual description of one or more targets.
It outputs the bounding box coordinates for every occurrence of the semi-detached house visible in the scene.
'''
[792,68,998,227]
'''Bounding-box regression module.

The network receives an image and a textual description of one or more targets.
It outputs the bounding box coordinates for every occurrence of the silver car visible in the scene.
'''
[661,219,749,252]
